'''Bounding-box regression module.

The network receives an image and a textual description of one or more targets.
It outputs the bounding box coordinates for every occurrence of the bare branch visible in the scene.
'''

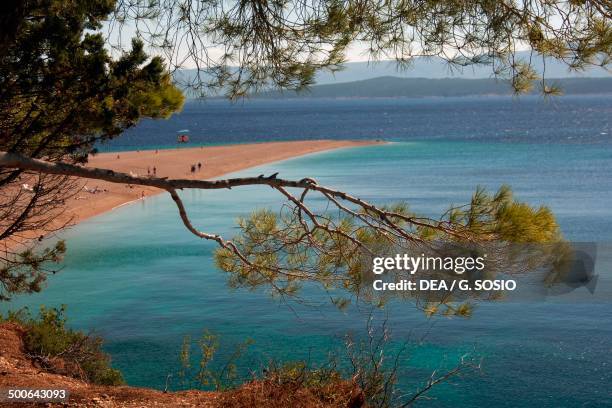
[400,355,481,407]
[0,150,459,239]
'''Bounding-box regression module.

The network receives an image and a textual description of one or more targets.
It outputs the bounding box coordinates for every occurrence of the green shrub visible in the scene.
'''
[1,305,124,386]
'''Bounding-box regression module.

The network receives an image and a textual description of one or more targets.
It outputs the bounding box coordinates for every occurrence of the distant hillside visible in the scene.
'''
[176,51,610,92]
[313,53,610,84]
[249,76,612,99]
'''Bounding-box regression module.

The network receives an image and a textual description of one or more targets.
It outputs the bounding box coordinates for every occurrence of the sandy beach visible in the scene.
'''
[63,140,377,225]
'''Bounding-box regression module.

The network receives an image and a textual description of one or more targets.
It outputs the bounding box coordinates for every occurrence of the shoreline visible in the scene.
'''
[57,139,380,228]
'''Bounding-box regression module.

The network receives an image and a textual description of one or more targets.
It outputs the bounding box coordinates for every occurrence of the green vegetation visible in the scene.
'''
[1,306,124,386]
[110,0,610,98]
[178,331,254,391]
[215,185,564,314]
[174,330,352,394]
[173,319,478,407]
[0,241,66,301]
[1,0,184,300]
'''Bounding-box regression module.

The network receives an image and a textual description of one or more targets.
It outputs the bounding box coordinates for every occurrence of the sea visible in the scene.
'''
[3,95,612,407]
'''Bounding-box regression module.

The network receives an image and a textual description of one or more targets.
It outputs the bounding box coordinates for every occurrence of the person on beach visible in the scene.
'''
[190,164,196,173]
[197,162,202,170]
[153,166,157,175]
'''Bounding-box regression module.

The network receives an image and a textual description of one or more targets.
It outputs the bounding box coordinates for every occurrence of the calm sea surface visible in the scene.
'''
[4,96,612,406]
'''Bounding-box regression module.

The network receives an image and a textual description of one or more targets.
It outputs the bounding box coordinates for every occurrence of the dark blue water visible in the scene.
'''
[4,96,612,407]
[104,95,611,150]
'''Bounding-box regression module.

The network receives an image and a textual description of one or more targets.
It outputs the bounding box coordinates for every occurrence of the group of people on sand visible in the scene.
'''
[110,151,205,201]
[83,185,106,194]
[190,162,203,174]
[73,185,108,200]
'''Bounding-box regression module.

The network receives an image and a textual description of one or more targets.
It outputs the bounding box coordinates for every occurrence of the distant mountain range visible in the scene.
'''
[176,51,610,98]
[249,76,612,99]
[312,53,610,84]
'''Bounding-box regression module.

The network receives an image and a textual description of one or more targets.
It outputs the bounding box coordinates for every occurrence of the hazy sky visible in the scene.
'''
[104,15,475,69]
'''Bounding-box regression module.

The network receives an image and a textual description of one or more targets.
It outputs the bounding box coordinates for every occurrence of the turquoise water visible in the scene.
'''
[4,140,612,406]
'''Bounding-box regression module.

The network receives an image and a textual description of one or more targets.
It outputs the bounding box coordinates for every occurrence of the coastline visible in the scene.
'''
[58,139,380,228]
